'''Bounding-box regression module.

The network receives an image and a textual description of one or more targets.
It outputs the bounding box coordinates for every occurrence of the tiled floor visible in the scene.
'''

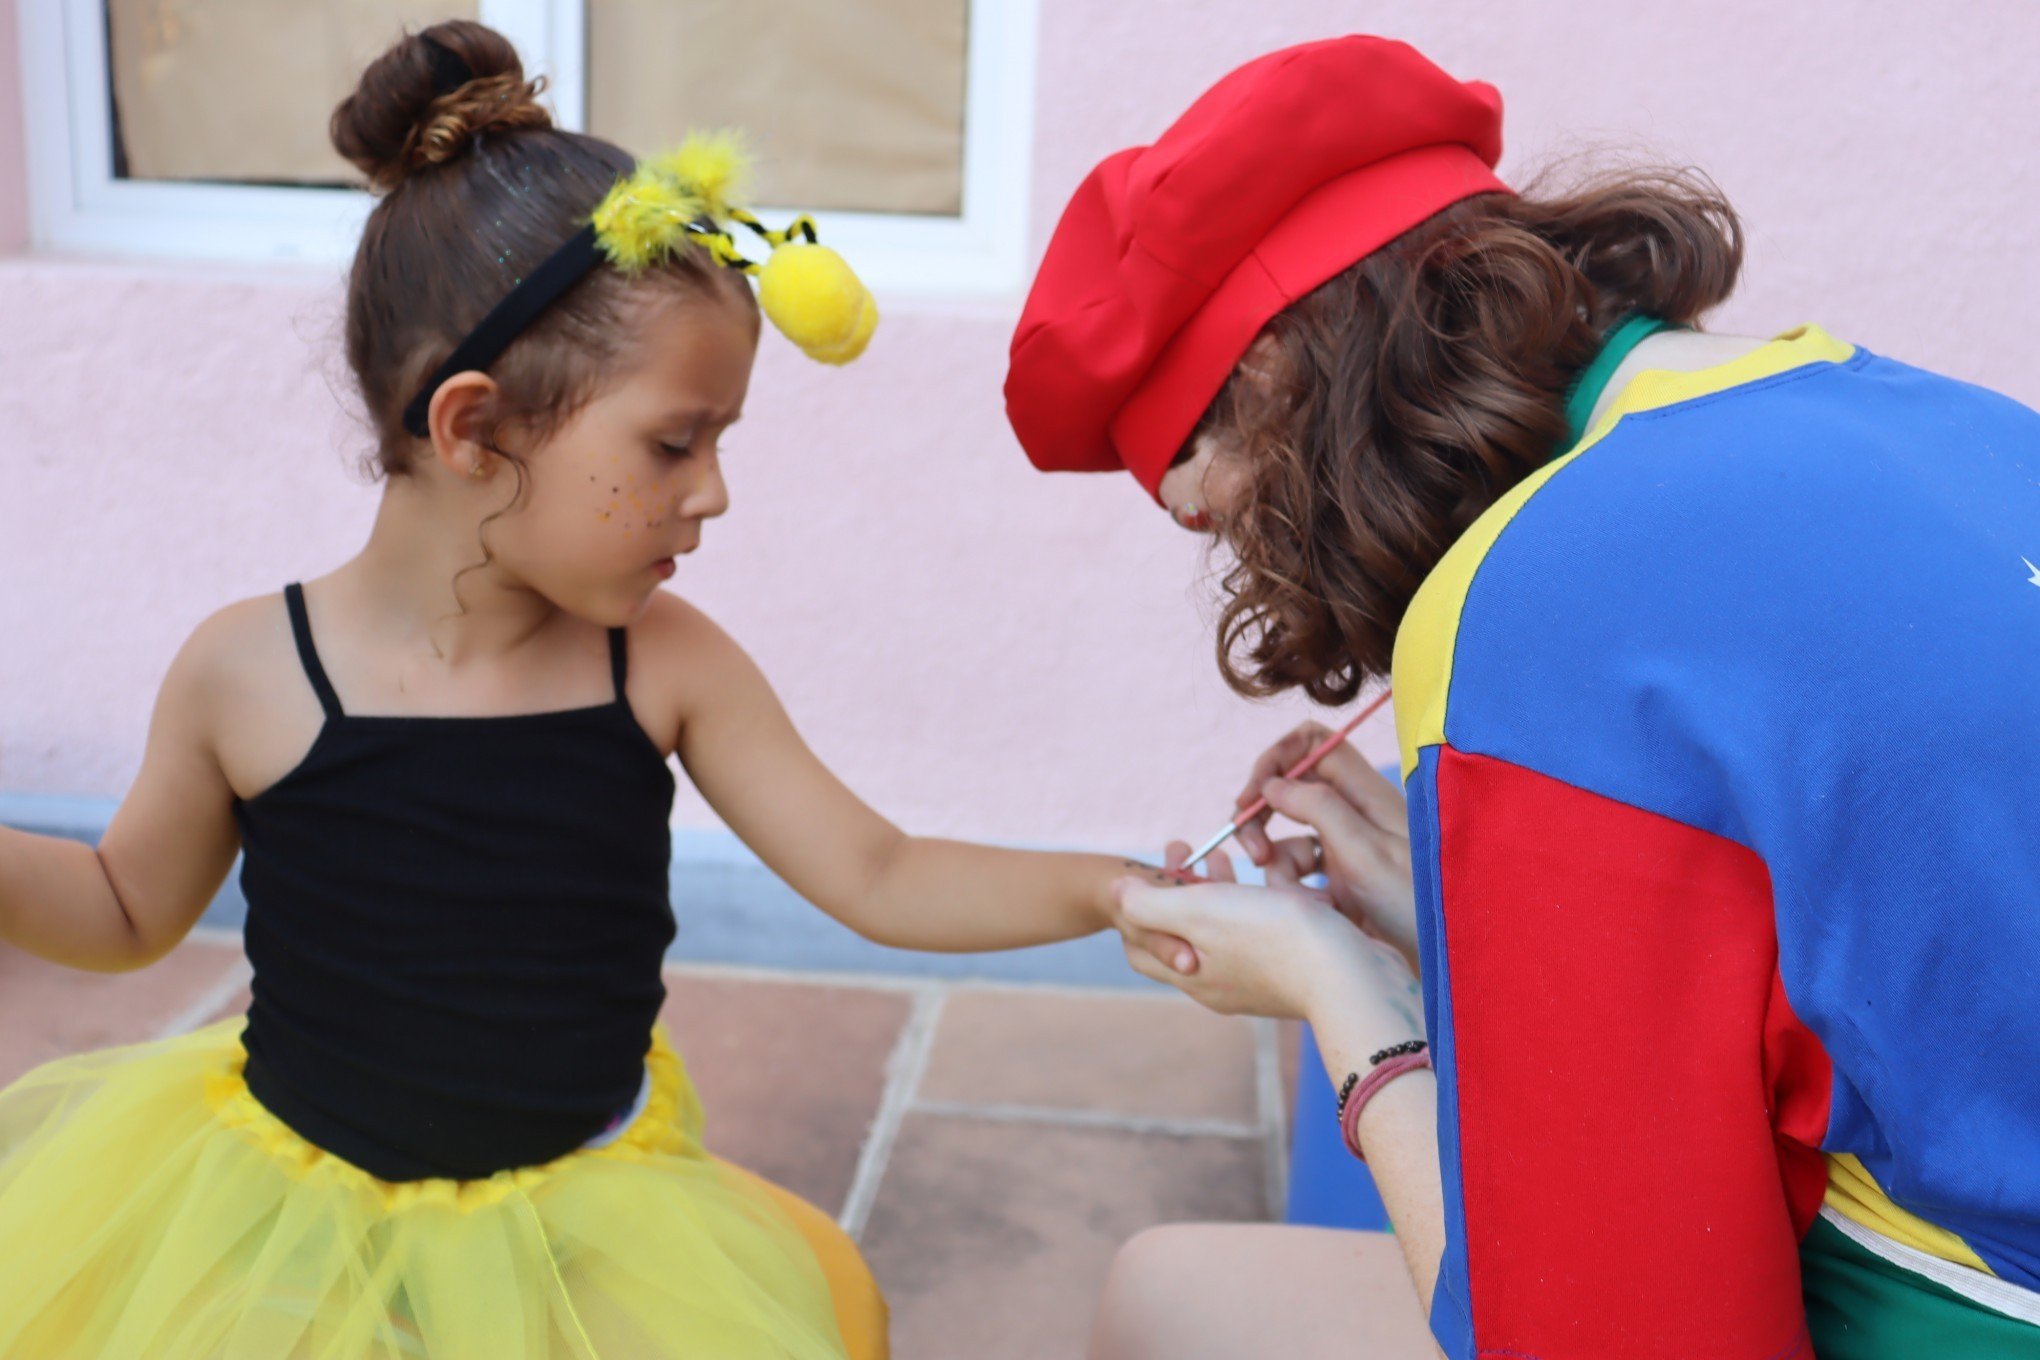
[0,929,1287,1360]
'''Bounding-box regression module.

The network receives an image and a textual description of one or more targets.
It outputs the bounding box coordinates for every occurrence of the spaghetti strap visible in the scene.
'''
[607,627,629,702]
[283,583,345,720]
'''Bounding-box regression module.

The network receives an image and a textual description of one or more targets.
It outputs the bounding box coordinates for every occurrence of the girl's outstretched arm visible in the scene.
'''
[652,594,1170,953]
[0,613,242,971]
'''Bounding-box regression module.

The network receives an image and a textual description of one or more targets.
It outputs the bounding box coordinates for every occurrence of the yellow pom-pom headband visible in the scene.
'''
[590,134,879,368]
[402,132,876,439]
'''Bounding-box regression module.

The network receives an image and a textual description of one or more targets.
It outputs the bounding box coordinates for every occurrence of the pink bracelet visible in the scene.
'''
[1338,1051,1432,1162]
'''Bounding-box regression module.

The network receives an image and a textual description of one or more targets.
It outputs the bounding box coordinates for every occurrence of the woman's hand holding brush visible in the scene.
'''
[1231,718,1421,975]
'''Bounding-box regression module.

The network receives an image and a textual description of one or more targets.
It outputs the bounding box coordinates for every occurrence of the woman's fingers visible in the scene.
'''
[1116,878,1213,935]
[1268,836,1321,884]
[1232,710,1404,839]
[1236,722,1334,810]
[1260,777,1374,866]
[1265,838,1335,900]
[1122,933,1178,986]
[1113,878,1206,973]
[1234,721,1336,867]
[1322,758,1408,834]
[1164,840,1191,871]
[1204,847,1238,883]
[1236,816,1274,866]
[1127,927,1199,974]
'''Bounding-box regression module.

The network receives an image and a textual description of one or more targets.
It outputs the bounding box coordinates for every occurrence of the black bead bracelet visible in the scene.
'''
[1337,1040,1429,1121]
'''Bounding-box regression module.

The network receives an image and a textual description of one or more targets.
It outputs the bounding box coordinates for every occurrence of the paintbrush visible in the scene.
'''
[1181,689,1393,872]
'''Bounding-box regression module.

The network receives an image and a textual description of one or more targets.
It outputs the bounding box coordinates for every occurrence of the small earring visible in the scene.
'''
[466,462,486,479]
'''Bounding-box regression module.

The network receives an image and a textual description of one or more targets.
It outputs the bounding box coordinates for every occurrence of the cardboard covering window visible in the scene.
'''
[106,1,477,185]
[102,1,970,215]
[586,0,967,217]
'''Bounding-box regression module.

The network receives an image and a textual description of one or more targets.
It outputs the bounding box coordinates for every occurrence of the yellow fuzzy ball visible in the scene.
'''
[757,243,878,365]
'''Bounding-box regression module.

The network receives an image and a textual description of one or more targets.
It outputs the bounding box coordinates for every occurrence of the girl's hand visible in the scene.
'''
[1109,856,1220,976]
[1232,721,1420,973]
[1111,877,1426,1055]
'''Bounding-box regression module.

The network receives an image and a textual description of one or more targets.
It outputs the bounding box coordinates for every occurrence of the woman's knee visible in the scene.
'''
[1090,1225,1225,1360]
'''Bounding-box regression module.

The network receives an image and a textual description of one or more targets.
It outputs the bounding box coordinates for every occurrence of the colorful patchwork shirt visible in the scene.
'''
[1391,325,2040,1357]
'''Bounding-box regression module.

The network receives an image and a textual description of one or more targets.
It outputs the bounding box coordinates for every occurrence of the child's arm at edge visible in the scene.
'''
[657,596,1182,953]
[0,612,242,971]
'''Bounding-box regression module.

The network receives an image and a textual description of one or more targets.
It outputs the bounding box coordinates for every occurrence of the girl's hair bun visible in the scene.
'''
[331,21,553,193]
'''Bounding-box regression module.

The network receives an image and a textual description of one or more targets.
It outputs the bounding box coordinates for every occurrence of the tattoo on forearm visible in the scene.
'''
[1361,936,1428,1039]
[1392,971,1426,1039]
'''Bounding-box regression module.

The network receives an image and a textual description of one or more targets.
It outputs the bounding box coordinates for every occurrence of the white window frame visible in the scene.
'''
[17,0,1037,296]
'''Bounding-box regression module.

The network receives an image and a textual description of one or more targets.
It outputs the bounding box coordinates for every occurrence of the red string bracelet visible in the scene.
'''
[1338,1050,1432,1162]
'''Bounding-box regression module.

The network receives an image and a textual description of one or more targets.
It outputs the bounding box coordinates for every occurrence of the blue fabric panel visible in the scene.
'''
[1284,1024,1391,1231]
[1437,349,2040,1286]
[1407,748,1475,1357]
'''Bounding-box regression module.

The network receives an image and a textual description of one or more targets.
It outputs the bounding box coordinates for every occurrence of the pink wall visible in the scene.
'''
[3,0,2038,853]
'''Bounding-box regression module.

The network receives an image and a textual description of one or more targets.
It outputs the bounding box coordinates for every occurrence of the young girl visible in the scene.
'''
[0,22,1185,1359]
[1007,33,2040,1360]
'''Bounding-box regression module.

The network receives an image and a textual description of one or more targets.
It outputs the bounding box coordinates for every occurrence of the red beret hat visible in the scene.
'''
[1006,36,1509,501]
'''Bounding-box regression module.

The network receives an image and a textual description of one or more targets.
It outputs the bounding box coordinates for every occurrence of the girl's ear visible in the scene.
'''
[424,371,504,476]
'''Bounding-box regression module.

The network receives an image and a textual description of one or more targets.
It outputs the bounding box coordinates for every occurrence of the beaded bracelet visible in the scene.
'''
[1335,1040,1431,1163]
[1369,1039,1429,1068]
[1338,1051,1432,1162]
[1335,1040,1429,1122]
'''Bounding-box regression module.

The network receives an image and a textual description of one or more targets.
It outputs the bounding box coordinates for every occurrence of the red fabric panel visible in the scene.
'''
[1765,965,1835,1238]
[1436,747,1824,1358]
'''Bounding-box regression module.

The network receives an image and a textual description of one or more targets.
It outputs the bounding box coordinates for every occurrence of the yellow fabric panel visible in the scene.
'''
[1391,450,1576,777]
[1824,1152,1995,1275]
[1391,324,1854,777]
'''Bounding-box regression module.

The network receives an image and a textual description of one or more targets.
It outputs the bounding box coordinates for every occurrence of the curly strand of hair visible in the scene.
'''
[403,72,552,182]
[440,429,531,644]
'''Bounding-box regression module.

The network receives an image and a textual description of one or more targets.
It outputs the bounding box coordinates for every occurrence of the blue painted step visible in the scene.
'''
[1285,1021,1390,1231]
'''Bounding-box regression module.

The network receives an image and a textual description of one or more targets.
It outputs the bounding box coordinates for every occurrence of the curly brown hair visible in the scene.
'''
[1194,166,1744,705]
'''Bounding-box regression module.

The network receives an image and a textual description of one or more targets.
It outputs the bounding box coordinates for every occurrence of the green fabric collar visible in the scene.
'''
[1561,314,1681,448]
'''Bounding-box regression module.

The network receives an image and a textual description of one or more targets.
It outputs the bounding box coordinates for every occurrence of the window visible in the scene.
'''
[18,0,1037,293]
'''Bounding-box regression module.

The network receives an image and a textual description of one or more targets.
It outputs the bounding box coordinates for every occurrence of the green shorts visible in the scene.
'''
[1801,1214,2040,1359]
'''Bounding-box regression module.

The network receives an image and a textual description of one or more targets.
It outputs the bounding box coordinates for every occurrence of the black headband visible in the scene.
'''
[397,138,843,440]
[400,225,603,438]
[400,195,777,440]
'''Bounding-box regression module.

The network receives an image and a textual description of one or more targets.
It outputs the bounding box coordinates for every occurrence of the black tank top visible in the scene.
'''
[229,583,678,1181]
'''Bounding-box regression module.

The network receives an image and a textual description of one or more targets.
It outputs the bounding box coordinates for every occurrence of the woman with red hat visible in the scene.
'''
[1015,34,2040,1360]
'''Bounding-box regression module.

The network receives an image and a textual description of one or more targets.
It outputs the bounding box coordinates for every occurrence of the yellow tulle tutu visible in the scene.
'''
[0,1017,886,1359]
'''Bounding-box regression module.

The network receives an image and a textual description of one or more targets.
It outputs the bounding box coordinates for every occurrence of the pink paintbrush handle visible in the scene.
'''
[1182,690,1393,871]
